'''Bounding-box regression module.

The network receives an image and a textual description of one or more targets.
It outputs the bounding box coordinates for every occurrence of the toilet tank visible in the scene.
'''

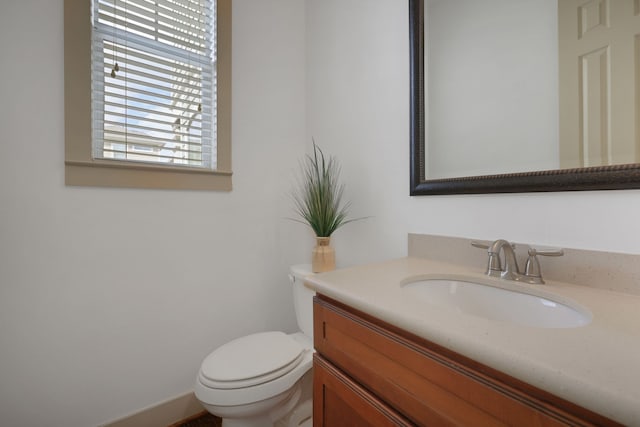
[289,265,315,340]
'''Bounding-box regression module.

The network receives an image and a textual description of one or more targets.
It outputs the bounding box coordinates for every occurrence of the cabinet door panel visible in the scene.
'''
[313,355,413,427]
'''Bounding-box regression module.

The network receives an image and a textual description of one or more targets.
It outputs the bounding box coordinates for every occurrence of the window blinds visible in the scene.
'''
[91,0,216,169]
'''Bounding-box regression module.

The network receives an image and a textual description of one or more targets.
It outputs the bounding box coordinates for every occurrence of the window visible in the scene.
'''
[64,0,231,190]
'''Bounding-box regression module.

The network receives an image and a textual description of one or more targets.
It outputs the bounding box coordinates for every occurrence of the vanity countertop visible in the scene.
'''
[305,257,640,426]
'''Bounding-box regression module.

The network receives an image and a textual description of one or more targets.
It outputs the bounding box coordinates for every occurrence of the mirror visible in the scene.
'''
[410,0,640,195]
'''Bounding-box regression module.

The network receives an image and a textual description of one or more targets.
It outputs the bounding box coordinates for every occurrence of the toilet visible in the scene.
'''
[195,265,315,427]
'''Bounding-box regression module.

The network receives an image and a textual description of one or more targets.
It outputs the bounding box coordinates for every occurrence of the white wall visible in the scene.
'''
[306,0,640,274]
[305,0,412,266]
[0,1,308,426]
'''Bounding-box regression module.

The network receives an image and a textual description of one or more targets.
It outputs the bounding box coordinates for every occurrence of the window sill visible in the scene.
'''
[65,160,232,191]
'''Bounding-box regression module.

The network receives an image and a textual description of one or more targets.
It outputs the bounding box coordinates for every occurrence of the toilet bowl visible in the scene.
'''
[195,265,315,427]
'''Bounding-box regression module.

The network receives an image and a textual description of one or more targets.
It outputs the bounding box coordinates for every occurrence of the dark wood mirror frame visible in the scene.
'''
[409,0,640,196]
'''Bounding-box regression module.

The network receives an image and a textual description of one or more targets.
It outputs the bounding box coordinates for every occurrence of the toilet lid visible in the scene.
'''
[200,331,305,389]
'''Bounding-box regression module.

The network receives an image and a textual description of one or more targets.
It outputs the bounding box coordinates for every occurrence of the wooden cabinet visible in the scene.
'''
[313,355,412,427]
[313,295,621,427]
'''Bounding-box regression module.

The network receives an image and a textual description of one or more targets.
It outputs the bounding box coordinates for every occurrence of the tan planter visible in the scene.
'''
[312,237,336,273]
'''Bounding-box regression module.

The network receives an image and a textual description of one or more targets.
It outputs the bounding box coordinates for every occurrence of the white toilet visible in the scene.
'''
[195,265,315,427]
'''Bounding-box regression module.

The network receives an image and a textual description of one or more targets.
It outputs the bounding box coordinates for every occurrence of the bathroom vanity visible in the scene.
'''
[312,295,617,426]
[306,235,640,426]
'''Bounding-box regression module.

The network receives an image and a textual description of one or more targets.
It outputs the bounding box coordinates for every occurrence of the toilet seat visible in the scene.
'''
[195,332,313,408]
[199,331,304,390]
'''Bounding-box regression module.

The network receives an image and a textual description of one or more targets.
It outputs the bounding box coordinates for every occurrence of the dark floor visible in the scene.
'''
[174,412,221,427]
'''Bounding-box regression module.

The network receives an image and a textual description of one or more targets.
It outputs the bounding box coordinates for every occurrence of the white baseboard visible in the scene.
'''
[100,391,205,427]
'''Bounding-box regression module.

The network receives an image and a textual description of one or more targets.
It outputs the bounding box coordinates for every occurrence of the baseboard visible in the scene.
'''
[100,391,204,427]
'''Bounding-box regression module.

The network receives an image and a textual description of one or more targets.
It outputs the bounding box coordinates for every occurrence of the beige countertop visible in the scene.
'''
[305,257,640,426]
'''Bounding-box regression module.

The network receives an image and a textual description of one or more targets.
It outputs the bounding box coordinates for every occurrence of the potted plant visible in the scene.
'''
[291,143,359,272]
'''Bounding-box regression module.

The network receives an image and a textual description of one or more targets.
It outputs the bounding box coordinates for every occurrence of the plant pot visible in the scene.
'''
[312,237,336,273]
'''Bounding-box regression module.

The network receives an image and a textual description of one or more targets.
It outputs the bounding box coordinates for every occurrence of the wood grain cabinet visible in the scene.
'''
[312,295,621,427]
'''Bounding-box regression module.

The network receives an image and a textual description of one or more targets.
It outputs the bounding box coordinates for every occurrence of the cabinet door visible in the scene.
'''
[313,355,413,427]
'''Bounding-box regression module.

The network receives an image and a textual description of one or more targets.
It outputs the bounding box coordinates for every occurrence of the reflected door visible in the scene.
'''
[559,0,640,168]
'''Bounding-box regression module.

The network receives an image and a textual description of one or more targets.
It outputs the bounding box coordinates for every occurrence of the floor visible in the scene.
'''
[172,412,221,427]
[176,371,313,427]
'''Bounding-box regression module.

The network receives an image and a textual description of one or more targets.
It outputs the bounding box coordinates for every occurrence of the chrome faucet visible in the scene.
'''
[487,239,521,281]
[472,239,564,284]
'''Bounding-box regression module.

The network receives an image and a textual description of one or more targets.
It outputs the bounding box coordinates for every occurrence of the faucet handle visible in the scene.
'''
[471,241,516,250]
[470,241,489,249]
[524,247,564,284]
[528,247,564,257]
[470,242,499,273]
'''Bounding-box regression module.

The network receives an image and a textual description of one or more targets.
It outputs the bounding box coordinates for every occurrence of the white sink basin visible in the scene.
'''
[403,279,591,328]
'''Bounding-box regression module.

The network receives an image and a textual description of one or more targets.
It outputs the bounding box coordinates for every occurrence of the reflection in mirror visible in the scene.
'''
[410,0,640,195]
[425,0,558,179]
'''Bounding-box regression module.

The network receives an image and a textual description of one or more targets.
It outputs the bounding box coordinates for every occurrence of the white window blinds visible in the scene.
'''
[91,0,217,169]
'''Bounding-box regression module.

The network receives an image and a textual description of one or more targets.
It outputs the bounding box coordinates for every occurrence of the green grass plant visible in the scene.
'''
[290,143,358,237]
